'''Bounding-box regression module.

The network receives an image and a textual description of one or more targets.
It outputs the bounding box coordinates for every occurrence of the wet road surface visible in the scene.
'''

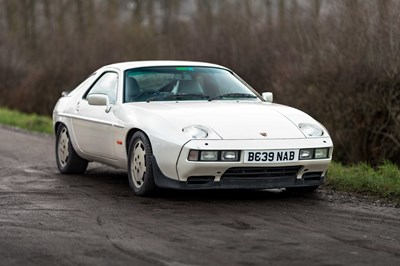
[0,126,399,266]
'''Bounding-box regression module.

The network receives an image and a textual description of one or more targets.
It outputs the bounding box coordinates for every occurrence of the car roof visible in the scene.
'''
[104,60,228,71]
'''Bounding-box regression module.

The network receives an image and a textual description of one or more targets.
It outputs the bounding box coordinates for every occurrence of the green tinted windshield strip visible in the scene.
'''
[176,67,194,71]
[126,67,223,75]
[127,71,156,77]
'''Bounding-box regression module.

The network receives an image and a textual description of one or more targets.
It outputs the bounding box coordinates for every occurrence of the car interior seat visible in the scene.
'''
[177,79,203,95]
[125,77,140,101]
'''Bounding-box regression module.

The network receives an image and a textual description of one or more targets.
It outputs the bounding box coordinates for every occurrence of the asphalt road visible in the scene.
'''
[0,126,400,266]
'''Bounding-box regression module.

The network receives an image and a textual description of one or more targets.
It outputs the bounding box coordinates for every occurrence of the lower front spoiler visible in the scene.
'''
[152,157,324,190]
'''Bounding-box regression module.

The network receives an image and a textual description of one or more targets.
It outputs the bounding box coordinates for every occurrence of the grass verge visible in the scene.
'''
[0,107,53,134]
[326,161,400,203]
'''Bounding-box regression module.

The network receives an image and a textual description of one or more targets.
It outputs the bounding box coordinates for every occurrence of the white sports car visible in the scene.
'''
[53,61,333,195]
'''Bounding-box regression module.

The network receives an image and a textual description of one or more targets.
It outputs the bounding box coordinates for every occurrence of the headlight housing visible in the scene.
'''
[188,150,240,161]
[298,123,324,137]
[299,148,330,160]
[299,149,313,160]
[182,125,208,138]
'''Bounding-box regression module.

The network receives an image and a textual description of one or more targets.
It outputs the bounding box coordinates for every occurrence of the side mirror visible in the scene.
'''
[88,94,109,106]
[262,92,273,103]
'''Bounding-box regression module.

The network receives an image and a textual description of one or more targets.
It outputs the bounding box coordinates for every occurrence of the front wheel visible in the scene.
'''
[127,132,157,196]
[55,124,88,174]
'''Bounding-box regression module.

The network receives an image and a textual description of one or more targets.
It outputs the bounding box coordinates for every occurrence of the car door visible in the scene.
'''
[71,71,119,159]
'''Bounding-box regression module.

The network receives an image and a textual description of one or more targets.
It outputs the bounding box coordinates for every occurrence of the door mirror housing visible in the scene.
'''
[262,92,273,103]
[88,94,109,106]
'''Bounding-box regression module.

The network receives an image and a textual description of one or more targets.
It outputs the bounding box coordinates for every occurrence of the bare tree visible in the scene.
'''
[0,0,399,164]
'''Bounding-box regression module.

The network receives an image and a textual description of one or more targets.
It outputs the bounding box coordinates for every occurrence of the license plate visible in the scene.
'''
[244,150,298,163]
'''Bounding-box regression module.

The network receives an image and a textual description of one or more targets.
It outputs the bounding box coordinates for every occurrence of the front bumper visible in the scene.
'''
[153,138,333,190]
[153,156,326,189]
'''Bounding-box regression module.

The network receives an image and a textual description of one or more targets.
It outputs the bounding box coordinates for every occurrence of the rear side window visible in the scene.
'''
[85,72,118,104]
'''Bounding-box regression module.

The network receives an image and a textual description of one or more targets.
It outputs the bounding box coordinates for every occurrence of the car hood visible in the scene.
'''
[123,101,321,140]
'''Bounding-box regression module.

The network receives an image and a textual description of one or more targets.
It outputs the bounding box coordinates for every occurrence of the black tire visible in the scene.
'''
[55,124,88,174]
[285,185,320,193]
[127,131,157,196]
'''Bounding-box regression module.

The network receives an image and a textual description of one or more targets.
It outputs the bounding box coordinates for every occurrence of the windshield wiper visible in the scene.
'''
[130,91,158,100]
[147,93,209,102]
[208,93,258,101]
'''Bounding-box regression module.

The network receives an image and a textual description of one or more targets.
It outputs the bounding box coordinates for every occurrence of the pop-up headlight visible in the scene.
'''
[182,125,208,138]
[298,123,324,137]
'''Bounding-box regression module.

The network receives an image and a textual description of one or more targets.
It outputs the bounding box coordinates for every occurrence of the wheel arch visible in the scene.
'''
[54,121,64,136]
[125,128,153,155]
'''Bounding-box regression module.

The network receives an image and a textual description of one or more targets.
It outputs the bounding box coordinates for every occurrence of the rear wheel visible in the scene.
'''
[55,124,88,174]
[127,132,157,196]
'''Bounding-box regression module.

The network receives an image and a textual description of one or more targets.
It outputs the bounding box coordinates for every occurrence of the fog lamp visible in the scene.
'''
[315,148,329,159]
[221,151,239,161]
[299,149,313,160]
[200,151,218,161]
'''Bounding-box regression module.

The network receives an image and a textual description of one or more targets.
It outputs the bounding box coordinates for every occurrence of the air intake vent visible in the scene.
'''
[303,172,323,181]
[221,166,302,180]
[187,176,215,184]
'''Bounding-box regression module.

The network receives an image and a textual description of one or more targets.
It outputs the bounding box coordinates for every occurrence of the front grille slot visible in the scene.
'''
[221,166,302,180]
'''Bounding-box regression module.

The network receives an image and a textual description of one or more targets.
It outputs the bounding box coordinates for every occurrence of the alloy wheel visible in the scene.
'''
[131,140,146,188]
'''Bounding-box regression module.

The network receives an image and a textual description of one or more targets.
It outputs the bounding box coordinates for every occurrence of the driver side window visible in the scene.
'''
[86,72,118,104]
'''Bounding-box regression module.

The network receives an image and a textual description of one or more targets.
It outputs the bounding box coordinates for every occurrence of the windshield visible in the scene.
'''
[124,66,261,102]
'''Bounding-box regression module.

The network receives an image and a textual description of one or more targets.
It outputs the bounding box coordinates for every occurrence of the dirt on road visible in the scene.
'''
[0,126,399,266]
